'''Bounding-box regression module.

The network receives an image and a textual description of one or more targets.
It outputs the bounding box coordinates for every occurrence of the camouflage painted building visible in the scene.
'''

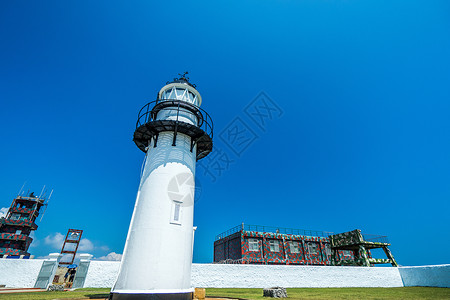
[0,193,46,258]
[214,224,397,267]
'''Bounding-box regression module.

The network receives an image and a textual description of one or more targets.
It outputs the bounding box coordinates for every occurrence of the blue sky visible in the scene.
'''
[0,1,449,266]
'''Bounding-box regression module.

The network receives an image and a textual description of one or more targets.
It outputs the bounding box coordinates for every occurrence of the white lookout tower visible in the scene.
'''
[111,73,213,300]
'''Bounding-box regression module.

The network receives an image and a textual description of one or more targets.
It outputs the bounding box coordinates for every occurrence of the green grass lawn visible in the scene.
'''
[0,288,111,300]
[206,287,450,300]
[0,287,448,300]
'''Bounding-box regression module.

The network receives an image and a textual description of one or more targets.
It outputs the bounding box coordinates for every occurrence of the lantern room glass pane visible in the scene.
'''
[161,88,174,99]
[160,86,199,106]
[174,88,181,98]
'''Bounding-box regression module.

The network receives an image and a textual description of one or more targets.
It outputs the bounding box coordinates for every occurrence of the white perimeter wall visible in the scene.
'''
[83,262,403,288]
[0,259,44,288]
[84,261,120,288]
[192,264,403,288]
[399,264,450,288]
[1,260,449,289]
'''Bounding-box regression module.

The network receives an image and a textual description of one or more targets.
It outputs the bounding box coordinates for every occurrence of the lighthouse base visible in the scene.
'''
[109,292,193,300]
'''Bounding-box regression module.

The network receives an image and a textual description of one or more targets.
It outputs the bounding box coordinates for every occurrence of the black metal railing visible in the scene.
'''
[215,225,242,240]
[363,234,389,244]
[136,99,213,140]
[215,224,335,241]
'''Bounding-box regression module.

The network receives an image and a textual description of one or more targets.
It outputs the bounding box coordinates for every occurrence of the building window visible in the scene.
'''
[174,203,180,221]
[290,241,300,253]
[343,250,352,258]
[10,214,20,221]
[170,202,182,225]
[248,239,259,251]
[269,240,280,252]
[307,242,318,255]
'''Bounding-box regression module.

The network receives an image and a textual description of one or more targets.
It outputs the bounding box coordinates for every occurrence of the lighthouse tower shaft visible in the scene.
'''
[111,75,213,300]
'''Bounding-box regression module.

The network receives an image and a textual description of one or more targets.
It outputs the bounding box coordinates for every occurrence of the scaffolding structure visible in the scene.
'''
[330,229,398,267]
[59,229,83,265]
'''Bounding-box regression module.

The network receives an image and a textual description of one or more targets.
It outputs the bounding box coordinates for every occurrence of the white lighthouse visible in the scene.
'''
[111,73,213,300]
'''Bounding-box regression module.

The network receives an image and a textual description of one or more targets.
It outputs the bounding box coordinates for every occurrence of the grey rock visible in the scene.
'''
[263,287,287,298]
[47,284,64,291]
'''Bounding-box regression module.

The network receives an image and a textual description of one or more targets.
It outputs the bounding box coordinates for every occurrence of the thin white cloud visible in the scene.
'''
[99,245,110,251]
[78,238,94,251]
[44,232,65,249]
[97,252,122,261]
[42,232,113,258]
[29,231,40,248]
[0,207,8,218]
